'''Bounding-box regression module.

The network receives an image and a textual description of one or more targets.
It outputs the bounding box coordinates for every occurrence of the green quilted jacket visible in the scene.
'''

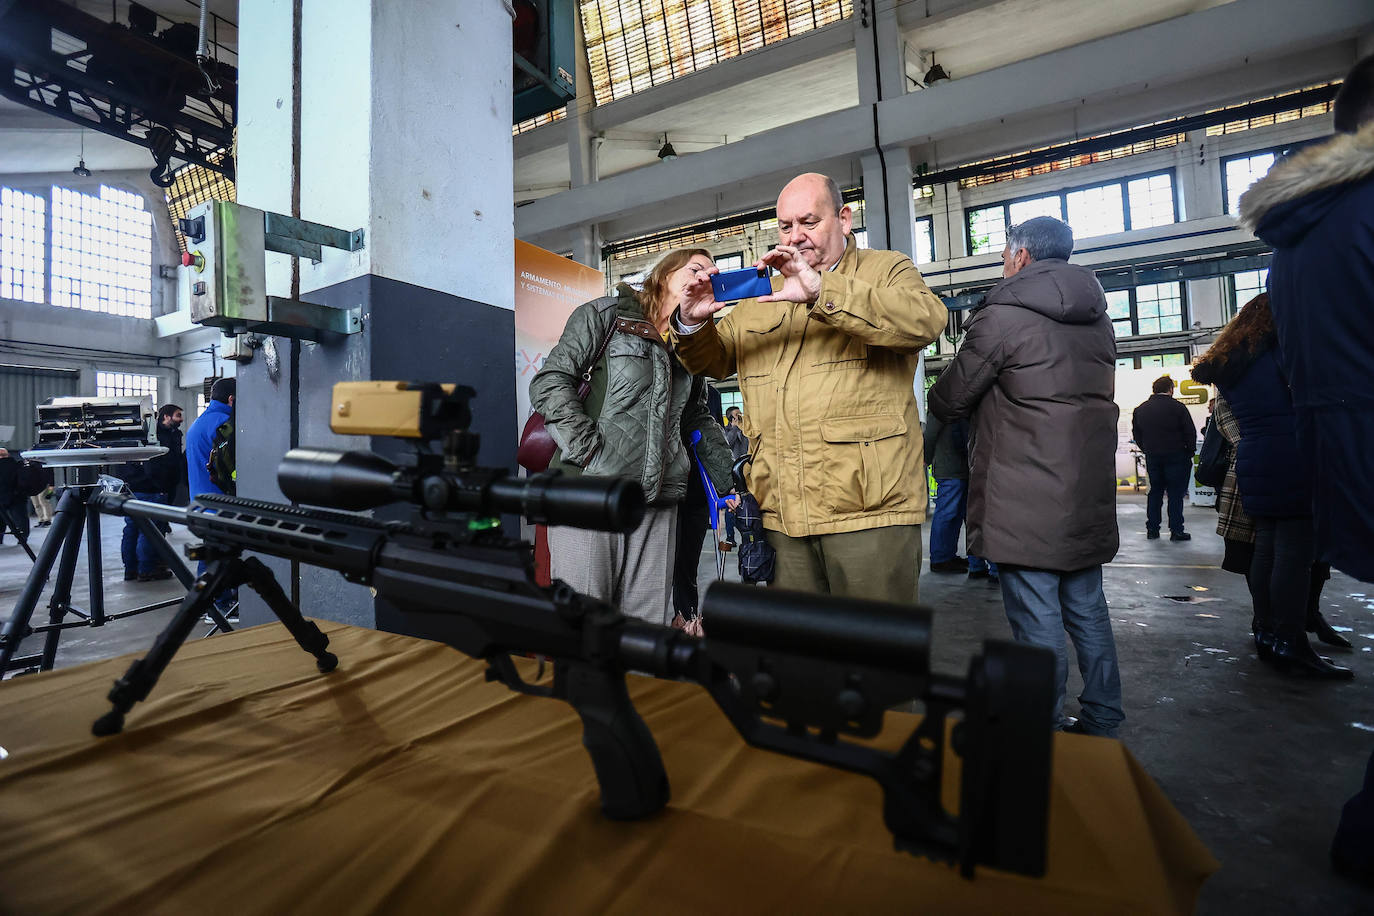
[530,284,733,507]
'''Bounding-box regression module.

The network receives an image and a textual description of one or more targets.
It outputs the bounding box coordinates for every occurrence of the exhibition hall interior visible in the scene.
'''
[1,0,1372,912]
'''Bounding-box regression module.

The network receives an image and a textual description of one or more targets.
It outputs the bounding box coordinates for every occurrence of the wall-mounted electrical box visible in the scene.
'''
[178,200,365,342]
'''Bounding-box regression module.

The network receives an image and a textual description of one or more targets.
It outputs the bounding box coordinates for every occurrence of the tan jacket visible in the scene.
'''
[673,237,946,536]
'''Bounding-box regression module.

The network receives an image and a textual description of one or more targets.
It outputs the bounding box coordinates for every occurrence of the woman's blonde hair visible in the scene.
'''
[637,248,711,322]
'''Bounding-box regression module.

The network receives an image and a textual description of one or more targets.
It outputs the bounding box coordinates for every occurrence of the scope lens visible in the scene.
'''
[278,448,399,510]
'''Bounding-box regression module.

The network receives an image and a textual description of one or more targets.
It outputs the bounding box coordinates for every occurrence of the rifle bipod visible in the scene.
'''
[91,545,338,736]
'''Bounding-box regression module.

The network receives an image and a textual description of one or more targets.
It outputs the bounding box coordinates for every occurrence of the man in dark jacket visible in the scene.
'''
[1239,54,1374,886]
[929,216,1122,737]
[149,404,185,505]
[1131,376,1197,541]
[0,448,30,547]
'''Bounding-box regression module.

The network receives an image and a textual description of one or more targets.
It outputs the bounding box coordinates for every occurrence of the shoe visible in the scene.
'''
[718,540,733,553]
[124,570,139,581]
[1064,720,1118,738]
[137,568,175,582]
[1308,611,1353,649]
[1169,531,1191,542]
[930,557,967,573]
[1253,628,1277,664]
[1146,530,1160,540]
[967,569,990,580]
[1271,637,1355,679]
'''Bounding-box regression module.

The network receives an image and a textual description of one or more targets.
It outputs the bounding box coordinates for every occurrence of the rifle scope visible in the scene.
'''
[277,448,646,533]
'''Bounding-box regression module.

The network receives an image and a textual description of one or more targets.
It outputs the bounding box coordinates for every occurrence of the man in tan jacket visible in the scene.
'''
[674,173,947,602]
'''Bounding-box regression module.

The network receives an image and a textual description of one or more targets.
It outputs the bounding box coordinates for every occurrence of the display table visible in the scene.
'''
[0,622,1217,913]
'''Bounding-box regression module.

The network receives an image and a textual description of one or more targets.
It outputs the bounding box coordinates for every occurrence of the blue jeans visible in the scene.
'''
[724,509,737,541]
[999,565,1124,736]
[930,478,995,573]
[120,491,164,575]
[1144,451,1192,534]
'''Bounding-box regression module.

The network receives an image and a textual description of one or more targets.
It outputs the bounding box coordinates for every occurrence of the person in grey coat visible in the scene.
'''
[929,216,1123,737]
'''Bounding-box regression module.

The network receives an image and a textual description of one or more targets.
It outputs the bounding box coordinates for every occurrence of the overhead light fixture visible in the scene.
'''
[923,53,950,87]
[657,136,678,161]
[72,129,91,177]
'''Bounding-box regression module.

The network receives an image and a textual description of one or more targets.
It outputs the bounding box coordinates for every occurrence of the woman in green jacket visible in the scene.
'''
[529,248,734,625]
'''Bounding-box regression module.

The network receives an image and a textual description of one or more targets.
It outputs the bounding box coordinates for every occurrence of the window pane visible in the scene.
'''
[1113,320,1132,338]
[715,252,744,271]
[49,185,154,318]
[1231,268,1269,315]
[1105,290,1131,321]
[914,217,934,265]
[1127,174,1176,229]
[1116,357,1136,371]
[0,186,47,303]
[96,370,158,402]
[853,229,869,250]
[1160,352,1187,366]
[1225,153,1277,215]
[1065,184,1124,238]
[1008,195,1063,225]
[966,206,1006,255]
[1136,282,1183,329]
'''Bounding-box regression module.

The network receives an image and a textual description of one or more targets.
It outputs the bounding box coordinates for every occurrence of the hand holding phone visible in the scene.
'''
[710,266,774,302]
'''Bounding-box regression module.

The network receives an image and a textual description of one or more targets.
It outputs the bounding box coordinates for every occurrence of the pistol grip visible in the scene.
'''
[560,661,670,820]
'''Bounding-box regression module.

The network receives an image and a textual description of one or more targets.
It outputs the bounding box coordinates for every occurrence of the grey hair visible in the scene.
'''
[1006,216,1074,262]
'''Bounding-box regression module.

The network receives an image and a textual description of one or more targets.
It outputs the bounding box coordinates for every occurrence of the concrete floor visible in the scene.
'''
[3,496,1372,912]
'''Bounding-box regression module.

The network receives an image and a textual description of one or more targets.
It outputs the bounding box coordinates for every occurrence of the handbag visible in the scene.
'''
[1194,416,1231,488]
[517,319,618,473]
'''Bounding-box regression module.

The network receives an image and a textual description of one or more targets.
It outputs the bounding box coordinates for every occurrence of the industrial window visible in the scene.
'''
[958,132,1185,190]
[967,171,1177,256]
[718,388,743,417]
[51,185,153,318]
[580,0,852,106]
[165,155,235,254]
[715,252,745,270]
[514,108,567,136]
[1223,152,1277,216]
[1229,268,1269,317]
[1117,351,1189,371]
[0,187,46,303]
[1205,83,1337,136]
[1108,283,1186,338]
[96,371,158,401]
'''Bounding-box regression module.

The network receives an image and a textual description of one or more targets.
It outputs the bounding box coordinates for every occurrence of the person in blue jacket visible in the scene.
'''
[184,377,236,617]
[1239,52,1374,891]
[1239,53,1374,585]
[186,378,233,499]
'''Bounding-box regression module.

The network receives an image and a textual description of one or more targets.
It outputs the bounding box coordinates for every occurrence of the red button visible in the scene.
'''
[181,251,193,267]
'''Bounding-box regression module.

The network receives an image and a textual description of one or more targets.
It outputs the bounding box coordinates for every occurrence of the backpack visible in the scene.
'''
[207,418,236,495]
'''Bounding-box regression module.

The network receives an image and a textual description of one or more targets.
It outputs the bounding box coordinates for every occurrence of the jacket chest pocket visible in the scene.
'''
[602,334,654,407]
[806,325,868,373]
[818,413,909,515]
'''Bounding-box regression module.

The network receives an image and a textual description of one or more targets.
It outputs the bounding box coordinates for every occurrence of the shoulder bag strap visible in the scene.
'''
[576,318,619,401]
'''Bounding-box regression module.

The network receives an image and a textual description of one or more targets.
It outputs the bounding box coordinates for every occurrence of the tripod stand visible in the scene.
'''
[92,543,339,736]
[0,477,230,677]
[0,501,37,562]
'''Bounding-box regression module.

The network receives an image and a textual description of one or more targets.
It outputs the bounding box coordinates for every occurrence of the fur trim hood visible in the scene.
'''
[1238,122,1374,235]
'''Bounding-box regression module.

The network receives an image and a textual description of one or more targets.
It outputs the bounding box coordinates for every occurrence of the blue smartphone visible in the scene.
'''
[710,266,773,302]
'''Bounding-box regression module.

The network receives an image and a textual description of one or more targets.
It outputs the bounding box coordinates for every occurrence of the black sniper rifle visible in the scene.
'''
[89,382,1056,878]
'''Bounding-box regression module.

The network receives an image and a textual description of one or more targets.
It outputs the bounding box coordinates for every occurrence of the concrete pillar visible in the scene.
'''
[565,9,602,270]
[236,0,514,629]
[1184,129,1224,220]
[854,0,916,258]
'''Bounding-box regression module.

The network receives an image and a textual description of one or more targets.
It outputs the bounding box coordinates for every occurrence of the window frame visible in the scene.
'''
[1220,141,1321,216]
[913,215,935,265]
[965,168,1178,256]
[1115,350,1191,371]
[1106,281,1190,339]
[1227,267,1270,319]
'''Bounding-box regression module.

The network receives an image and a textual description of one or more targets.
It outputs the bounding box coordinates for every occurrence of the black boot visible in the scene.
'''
[1271,636,1355,680]
[1253,628,1277,664]
[1307,610,1353,649]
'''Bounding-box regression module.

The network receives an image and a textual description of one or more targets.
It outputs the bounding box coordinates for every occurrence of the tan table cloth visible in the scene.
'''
[0,622,1217,914]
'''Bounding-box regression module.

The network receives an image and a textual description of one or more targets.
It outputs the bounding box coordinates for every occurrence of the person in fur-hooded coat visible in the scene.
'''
[1238,55,1374,585]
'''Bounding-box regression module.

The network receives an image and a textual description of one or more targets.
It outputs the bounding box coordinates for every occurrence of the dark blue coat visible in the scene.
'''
[1242,125,1374,580]
[1209,342,1310,519]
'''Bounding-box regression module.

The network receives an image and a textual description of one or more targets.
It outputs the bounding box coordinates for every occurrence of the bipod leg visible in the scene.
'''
[0,489,85,674]
[91,556,244,736]
[239,556,338,674]
[0,503,37,562]
[39,509,87,671]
